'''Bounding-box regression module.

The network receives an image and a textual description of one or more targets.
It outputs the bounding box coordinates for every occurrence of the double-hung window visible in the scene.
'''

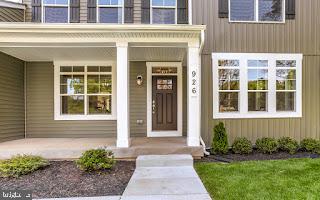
[229,0,285,23]
[151,0,177,24]
[212,53,302,119]
[43,0,69,23]
[54,62,116,120]
[98,0,124,23]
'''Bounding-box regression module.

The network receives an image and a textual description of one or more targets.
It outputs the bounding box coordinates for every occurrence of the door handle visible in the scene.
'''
[152,100,156,114]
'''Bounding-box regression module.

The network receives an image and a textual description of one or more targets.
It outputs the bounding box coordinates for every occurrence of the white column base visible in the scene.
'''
[116,139,131,148]
[187,137,200,147]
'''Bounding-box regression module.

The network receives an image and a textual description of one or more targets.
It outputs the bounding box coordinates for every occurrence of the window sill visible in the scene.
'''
[54,115,117,121]
[213,112,302,119]
[228,20,286,24]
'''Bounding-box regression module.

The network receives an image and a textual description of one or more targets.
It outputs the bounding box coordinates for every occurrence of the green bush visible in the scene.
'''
[0,155,49,178]
[300,138,320,153]
[212,122,229,155]
[278,137,299,154]
[76,148,115,171]
[232,137,253,154]
[256,138,278,154]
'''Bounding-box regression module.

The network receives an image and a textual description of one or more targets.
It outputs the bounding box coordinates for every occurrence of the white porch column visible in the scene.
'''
[116,42,130,148]
[187,42,201,146]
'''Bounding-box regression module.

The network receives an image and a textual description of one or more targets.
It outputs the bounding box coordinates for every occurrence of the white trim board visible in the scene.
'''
[146,62,183,137]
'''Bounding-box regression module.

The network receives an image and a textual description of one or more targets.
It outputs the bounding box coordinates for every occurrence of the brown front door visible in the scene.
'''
[152,76,177,131]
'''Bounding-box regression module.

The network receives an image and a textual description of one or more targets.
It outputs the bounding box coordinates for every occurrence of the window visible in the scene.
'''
[212,53,303,119]
[43,0,69,23]
[98,0,124,23]
[229,0,285,23]
[54,62,116,120]
[151,0,177,24]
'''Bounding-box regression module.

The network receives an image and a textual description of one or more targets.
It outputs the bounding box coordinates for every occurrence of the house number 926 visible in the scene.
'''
[191,70,197,96]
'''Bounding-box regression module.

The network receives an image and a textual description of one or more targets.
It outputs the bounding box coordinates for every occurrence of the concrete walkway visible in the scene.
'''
[122,155,212,200]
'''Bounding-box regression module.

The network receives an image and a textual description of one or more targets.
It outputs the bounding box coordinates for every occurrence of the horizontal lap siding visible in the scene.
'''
[26,62,117,138]
[24,0,31,22]
[0,52,25,142]
[193,0,320,145]
[0,7,24,22]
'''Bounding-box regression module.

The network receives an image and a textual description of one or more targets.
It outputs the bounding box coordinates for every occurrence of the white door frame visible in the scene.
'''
[146,62,183,137]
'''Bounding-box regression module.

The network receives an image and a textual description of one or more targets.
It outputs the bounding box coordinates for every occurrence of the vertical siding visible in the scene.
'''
[193,0,320,145]
[26,62,117,138]
[0,7,24,22]
[0,52,25,142]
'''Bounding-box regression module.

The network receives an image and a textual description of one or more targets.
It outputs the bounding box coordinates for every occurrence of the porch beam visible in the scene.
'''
[116,42,130,148]
[187,42,201,147]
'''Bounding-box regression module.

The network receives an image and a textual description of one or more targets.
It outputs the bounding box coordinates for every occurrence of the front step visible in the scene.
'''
[136,154,193,168]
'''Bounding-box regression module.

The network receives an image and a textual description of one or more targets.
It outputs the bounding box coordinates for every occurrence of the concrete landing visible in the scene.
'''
[122,155,211,200]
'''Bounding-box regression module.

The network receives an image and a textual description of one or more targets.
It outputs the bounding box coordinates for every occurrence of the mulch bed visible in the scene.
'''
[0,161,135,199]
[201,150,320,163]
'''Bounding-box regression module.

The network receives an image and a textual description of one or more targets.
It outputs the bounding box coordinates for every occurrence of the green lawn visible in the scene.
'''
[195,159,320,200]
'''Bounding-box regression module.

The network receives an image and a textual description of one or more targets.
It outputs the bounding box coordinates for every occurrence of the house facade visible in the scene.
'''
[0,0,318,150]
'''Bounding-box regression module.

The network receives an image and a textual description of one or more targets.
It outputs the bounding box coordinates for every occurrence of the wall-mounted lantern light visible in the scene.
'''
[136,75,143,86]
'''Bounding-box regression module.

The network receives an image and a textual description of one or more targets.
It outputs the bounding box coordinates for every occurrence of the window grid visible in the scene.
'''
[229,0,285,23]
[42,0,69,23]
[97,0,124,23]
[150,0,178,24]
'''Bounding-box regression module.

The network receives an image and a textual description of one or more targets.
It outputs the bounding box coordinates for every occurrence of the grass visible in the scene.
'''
[195,159,320,200]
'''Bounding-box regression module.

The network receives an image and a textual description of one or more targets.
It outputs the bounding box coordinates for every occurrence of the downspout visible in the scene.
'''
[199,29,210,156]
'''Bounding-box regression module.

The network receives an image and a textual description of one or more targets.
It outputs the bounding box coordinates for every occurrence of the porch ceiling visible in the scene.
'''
[0,46,187,63]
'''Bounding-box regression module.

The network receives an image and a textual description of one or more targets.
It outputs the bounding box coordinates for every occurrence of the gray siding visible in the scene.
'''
[0,52,25,142]
[192,0,320,145]
[24,0,31,22]
[0,7,24,22]
[26,62,117,138]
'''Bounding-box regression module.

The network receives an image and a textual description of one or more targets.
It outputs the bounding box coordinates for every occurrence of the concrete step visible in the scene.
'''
[136,154,193,168]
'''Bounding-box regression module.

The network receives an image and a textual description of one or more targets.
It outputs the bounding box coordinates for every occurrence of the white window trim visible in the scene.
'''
[54,61,117,121]
[212,53,303,119]
[229,0,286,24]
[97,0,124,24]
[42,0,70,23]
[150,0,178,24]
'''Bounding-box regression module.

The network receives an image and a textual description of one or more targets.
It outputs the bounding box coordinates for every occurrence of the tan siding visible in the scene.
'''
[23,0,31,22]
[80,0,87,23]
[133,0,141,23]
[129,62,187,137]
[26,62,117,138]
[193,0,320,145]
[0,7,24,22]
[0,52,25,142]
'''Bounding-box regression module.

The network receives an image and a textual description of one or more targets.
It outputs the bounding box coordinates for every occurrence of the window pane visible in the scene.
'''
[152,8,175,24]
[219,69,240,90]
[276,60,296,68]
[88,66,100,72]
[61,96,84,114]
[43,0,55,4]
[88,96,112,114]
[100,66,112,72]
[152,0,163,6]
[259,0,283,21]
[230,0,255,21]
[218,59,239,67]
[111,0,122,5]
[248,92,267,111]
[219,92,239,112]
[276,80,296,90]
[45,7,68,23]
[60,66,72,72]
[100,75,112,94]
[99,7,122,23]
[60,75,84,94]
[73,66,84,72]
[248,60,268,67]
[277,92,295,111]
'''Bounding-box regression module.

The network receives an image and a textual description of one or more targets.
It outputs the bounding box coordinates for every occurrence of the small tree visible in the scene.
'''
[212,122,229,154]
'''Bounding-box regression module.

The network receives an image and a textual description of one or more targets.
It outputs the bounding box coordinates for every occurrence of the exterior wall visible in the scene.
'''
[0,7,24,22]
[193,0,320,145]
[26,62,117,138]
[0,52,25,142]
[129,61,187,137]
[24,0,31,22]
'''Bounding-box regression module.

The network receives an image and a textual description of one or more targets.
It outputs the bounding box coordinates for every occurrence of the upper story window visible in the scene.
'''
[229,0,285,23]
[98,0,124,23]
[212,53,303,119]
[151,0,177,24]
[43,0,69,23]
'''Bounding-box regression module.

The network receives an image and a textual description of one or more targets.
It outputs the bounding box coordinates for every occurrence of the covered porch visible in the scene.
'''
[0,24,206,156]
[0,137,203,159]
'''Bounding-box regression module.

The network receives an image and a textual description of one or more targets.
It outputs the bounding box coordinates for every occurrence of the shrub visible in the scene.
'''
[278,137,299,154]
[76,148,115,171]
[255,138,278,154]
[300,138,320,153]
[0,155,49,178]
[212,122,229,154]
[232,137,253,154]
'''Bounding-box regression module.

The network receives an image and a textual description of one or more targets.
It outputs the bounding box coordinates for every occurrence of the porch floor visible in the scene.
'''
[0,137,204,160]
